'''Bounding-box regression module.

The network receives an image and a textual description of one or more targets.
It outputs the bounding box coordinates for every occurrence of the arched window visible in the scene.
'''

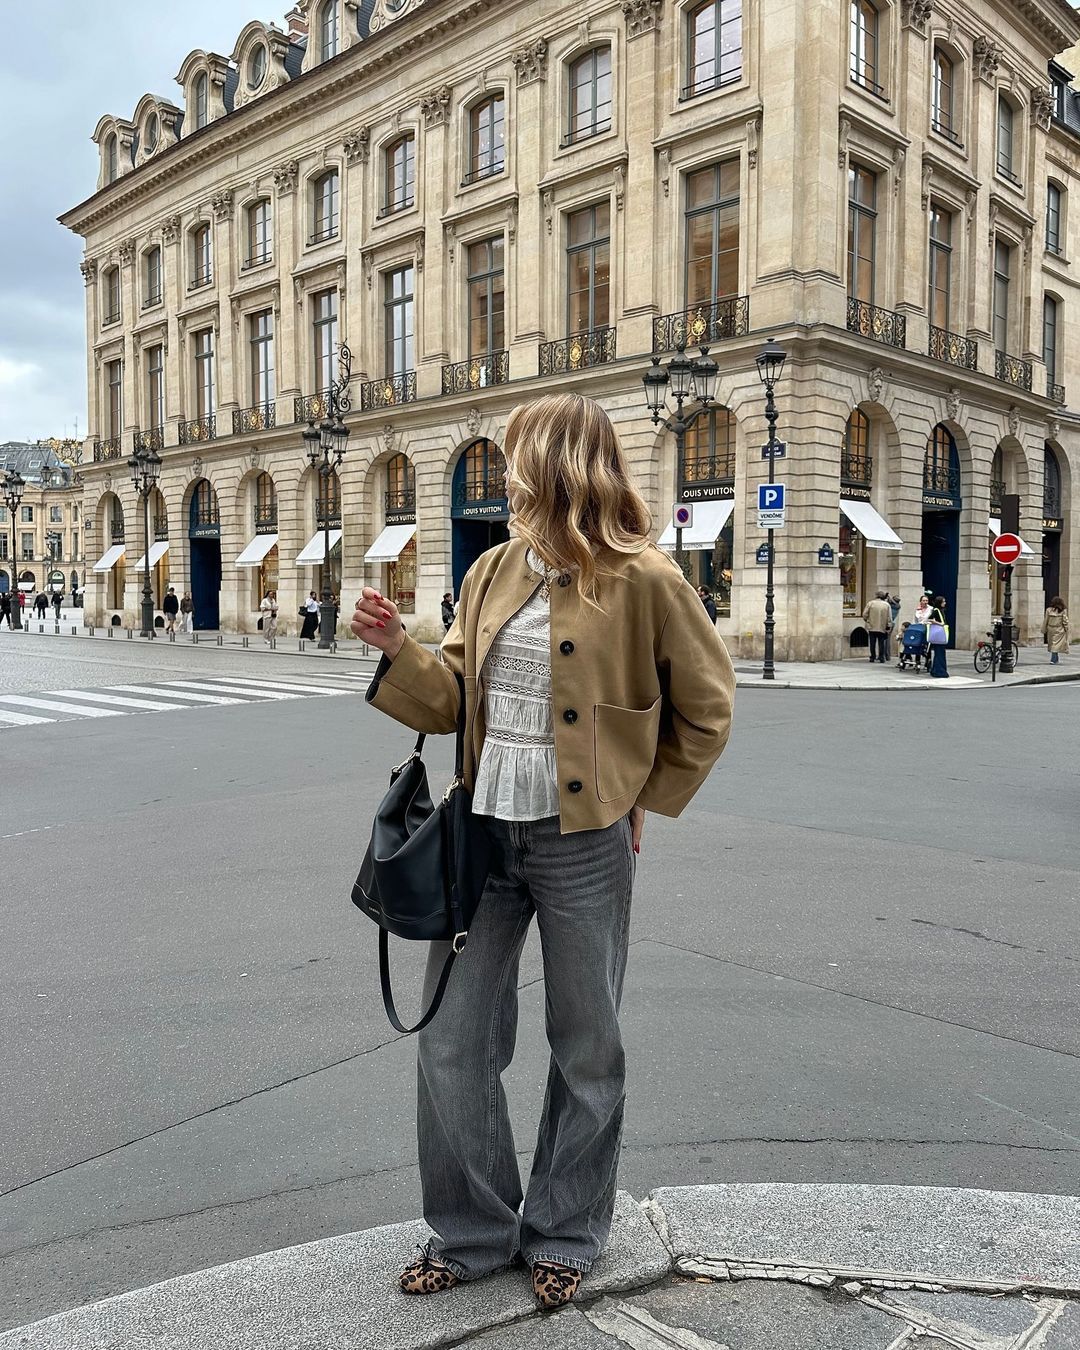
[246,198,273,267]
[841,409,872,486]
[255,472,277,530]
[190,480,220,530]
[997,95,1017,181]
[103,266,121,325]
[849,0,881,95]
[1044,444,1062,518]
[192,223,212,287]
[686,1,743,98]
[248,42,268,90]
[1043,294,1061,391]
[312,169,340,242]
[194,73,209,129]
[924,424,960,498]
[144,113,159,154]
[566,47,612,145]
[682,408,736,484]
[319,1,340,60]
[386,453,415,513]
[384,134,415,214]
[931,47,956,139]
[460,440,508,506]
[467,95,506,182]
[990,446,1005,512]
[144,246,162,307]
[315,467,341,526]
[105,134,119,184]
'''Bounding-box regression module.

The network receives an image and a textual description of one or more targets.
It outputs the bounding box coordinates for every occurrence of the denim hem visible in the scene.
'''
[524,1250,593,1275]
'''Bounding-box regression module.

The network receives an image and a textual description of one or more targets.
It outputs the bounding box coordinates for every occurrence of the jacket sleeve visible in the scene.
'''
[364,572,472,735]
[636,574,736,818]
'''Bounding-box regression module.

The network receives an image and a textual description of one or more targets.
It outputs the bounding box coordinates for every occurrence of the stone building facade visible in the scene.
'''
[61,0,1080,655]
[0,442,83,599]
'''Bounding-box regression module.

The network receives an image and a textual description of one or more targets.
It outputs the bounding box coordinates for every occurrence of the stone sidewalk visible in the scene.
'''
[2,1184,1078,1349]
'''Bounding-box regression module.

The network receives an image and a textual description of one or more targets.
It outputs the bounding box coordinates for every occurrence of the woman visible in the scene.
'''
[352,395,735,1310]
[928,594,949,678]
[913,594,933,626]
[697,585,718,624]
[179,591,194,633]
[1043,595,1070,664]
[300,591,320,640]
[260,590,278,644]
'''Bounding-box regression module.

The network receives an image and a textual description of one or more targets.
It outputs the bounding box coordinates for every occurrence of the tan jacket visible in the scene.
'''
[366,539,736,833]
[863,598,892,632]
[1043,606,1070,654]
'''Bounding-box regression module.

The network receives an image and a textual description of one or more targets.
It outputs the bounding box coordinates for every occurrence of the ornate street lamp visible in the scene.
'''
[755,336,788,681]
[130,445,163,638]
[2,469,25,629]
[304,343,351,649]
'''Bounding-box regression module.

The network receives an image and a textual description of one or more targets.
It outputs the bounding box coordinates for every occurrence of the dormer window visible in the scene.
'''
[194,73,209,129]
[319,2,340,60]
[105,134,119,184]
[144,113,159,153]
[249,43,267,90]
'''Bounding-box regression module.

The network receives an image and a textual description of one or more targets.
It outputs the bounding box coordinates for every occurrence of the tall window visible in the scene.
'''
[685,160,740,305]
[566,202,610,334]
[312,170,340,242]
[850,0,881,94]
[847,165,877,302]
[842,409,872,483]
[312,289,339,392]
[319,1,340,59]
[567,47,612,143]
[384,266,415,375]
[1043,295,1060,381]
[106,359,123,436]
[256,472,277,527]
[49,505,63,524]
[928,206,952,331]
[468,96,505,181]
[0,534,6,560]
[316,469,340,524]
[247,199,272,265]
[686,0,742,97]
[683,407,736,482]
[105,134,119,183]
[462,440,507,503]
[21,533,34,562]
[250,310,275,405]
[931,48,955,137]
[144,246,162,306]
[144,114,159,154]
[193,73,209,129]
[993,238,1011,352]
[103,266,121,324]
[385,135,415,213]
[192,224,212,286]
[1046,181,1063,254]
[147,344,165,430]
[997,96,1015,179]
[386,453,415,511]
[467,238,505,357]
[194,328,215,418]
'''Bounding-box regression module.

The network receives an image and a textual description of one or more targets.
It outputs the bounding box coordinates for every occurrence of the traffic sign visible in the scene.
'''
[758,484,786,512]
[673,503,694,530]
[991,532,1023,566]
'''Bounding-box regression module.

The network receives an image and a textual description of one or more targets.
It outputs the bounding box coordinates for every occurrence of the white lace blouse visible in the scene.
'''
[471,551,559,822]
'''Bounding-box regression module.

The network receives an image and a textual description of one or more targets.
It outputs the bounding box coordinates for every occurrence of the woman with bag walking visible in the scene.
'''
[352,394,736,1311]
[927,595,949,678]
[1043,595,1070,663]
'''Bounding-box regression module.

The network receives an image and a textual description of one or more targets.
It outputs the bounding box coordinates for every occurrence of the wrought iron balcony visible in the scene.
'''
[141,292,163,309]
[453,475,508,509]
[995,350,1032,391]
[153,513,169,542]
[377,197,414,219]
[682,454,736,484]
[102,310,121,326]
[653,296,750,353]
[931,118,963,147]
[315,504,342,529]
[847,297,906,348]
[924,463,961,498]
[385,487,416,514]
[462,161,505,186]
[560,120,612,148]
[360,372,417,411]
[841,450,874,487]
[134,428,164,453]
[850,67,886,98]
[1044,483,1062,518]
[178,416,217,444]
[93,437,123,462]
[233,402,276,435]
[254,505,278,534]
[110,521,125,545]
[997,162,1022,187]
[191,502,219,528]
[539,326,617,375]
[308,223,340,246]
[441,351,510,394]
[294,391,333,424]
[242,249,273,270]
[1048,377,1066,404]
[990,478,1006,512]
[680,71,741,101]
[929,326,978,371]
[188,273,213,292]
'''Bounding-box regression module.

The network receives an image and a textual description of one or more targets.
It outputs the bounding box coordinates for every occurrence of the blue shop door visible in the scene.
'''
[190,538,222,630]
[920,510,959,647]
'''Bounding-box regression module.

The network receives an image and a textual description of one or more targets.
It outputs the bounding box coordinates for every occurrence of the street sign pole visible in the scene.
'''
[998,494,1020,674]
[763,406,778,680]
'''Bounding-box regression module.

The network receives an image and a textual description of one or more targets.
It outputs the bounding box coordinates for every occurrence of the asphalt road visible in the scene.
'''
[1,634,1078,1331]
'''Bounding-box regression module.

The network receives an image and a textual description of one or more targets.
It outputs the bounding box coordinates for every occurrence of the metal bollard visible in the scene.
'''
[107,627,114,637]
[88,625,94,636]
[54,624,60,634]
[71,626,77,636]
[298,640,305,651]
[192,633,199,644]
[216,634,223,646]
[169,630,175,642]
[242,635,249,648]
[270,636,276,649]
[127,629,133,639]
[331,640,338,653]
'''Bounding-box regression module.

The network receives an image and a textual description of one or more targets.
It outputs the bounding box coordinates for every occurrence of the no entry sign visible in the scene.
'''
[991,532,1023,566]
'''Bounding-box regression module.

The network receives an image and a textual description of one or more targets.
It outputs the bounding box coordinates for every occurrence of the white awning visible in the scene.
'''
[132,541,169,571]
[839,499,904,550]
[295,529,342,564]
[236,533,279,567]
[92,543,126,572]
[658,499,735,552]
[365,523,417,564]
[988,518,1036,555]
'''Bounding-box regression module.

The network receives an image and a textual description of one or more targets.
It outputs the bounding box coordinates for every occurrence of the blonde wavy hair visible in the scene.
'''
[504,393,652,603]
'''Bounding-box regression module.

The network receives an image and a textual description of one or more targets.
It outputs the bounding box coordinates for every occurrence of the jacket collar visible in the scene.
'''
[476,538,543,672]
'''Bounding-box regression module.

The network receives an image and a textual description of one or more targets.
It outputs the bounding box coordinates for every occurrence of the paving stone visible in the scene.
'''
[459,1307,620,1347]
[647,1185,1080,1292]
[1042,1299,1080,1349]
[616,1278,900,1350]
[875,1289,1041,1343]
[0,1191,668,1350]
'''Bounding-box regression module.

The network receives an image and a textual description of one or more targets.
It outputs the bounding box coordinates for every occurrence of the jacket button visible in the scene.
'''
[560,640,575,655]
[557,573,571,587]
[563,708,578,724]
[568,780,583,793]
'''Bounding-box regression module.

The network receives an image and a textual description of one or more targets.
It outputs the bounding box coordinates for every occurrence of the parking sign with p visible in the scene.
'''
[756,482,787,529]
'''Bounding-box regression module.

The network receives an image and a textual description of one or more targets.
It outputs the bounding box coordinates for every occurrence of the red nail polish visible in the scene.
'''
[377,621,386,629]
[633,843,640,855]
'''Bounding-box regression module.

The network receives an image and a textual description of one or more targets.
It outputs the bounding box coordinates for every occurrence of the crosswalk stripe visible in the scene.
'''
[0,695,122,718]
[109,684,246,706]
[206,676,351,696]
[49,689,190,712]
[157,680,300,700]
[0,707,54,725]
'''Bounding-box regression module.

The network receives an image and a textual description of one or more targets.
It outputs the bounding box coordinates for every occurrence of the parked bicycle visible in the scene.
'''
[974,624,1020,675]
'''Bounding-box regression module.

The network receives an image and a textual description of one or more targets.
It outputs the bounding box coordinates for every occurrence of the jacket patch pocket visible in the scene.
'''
[594,698,662,803]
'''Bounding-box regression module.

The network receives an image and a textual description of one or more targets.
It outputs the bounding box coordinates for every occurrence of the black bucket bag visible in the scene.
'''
[352,673,490,1033]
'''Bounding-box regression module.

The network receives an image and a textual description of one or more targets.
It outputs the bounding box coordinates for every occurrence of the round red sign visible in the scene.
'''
[991,532,1023,566]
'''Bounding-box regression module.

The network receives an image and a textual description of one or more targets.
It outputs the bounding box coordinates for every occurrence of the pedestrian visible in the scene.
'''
[352,393,736,1311]
[162,586,179,634]
[885,593,901,659]
[51,590,62,621]
[697,585,718,624]
[18,588,26,612]
[179,590,194,633]
[1042,595,1070,664]
[300,590,320,640]
[34,589,48,619]
[441,591,456,634]
[260,589,279,643]
[914,593,933,626]
[862,589,892,663]
[0,591,11,629]
[927,595,949,678]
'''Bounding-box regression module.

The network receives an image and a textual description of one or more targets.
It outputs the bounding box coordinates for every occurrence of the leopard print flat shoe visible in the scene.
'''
[531,1261,582,1309]
[399,1242,460,1296]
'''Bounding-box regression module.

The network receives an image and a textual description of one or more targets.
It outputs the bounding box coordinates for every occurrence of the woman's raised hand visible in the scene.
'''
[350,587,406,658]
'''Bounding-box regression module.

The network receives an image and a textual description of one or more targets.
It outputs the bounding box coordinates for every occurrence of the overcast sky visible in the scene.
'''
[0,1,274,445]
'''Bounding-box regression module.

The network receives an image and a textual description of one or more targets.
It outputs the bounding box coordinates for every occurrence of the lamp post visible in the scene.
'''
[755,337,788,680]
[2,469,25,629]
[303,343,351,649]
[129,445,163,638]
[642,343,720,575]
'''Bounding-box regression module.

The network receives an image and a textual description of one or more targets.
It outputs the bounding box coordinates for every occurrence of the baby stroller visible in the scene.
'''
[897,622,929,671]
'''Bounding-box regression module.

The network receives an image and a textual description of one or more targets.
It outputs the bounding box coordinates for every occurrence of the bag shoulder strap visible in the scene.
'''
[453,670,467,779]
[379,929,457,1034]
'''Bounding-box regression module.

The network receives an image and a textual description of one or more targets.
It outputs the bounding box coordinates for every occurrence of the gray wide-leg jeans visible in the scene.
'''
[416,813,635,1279]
